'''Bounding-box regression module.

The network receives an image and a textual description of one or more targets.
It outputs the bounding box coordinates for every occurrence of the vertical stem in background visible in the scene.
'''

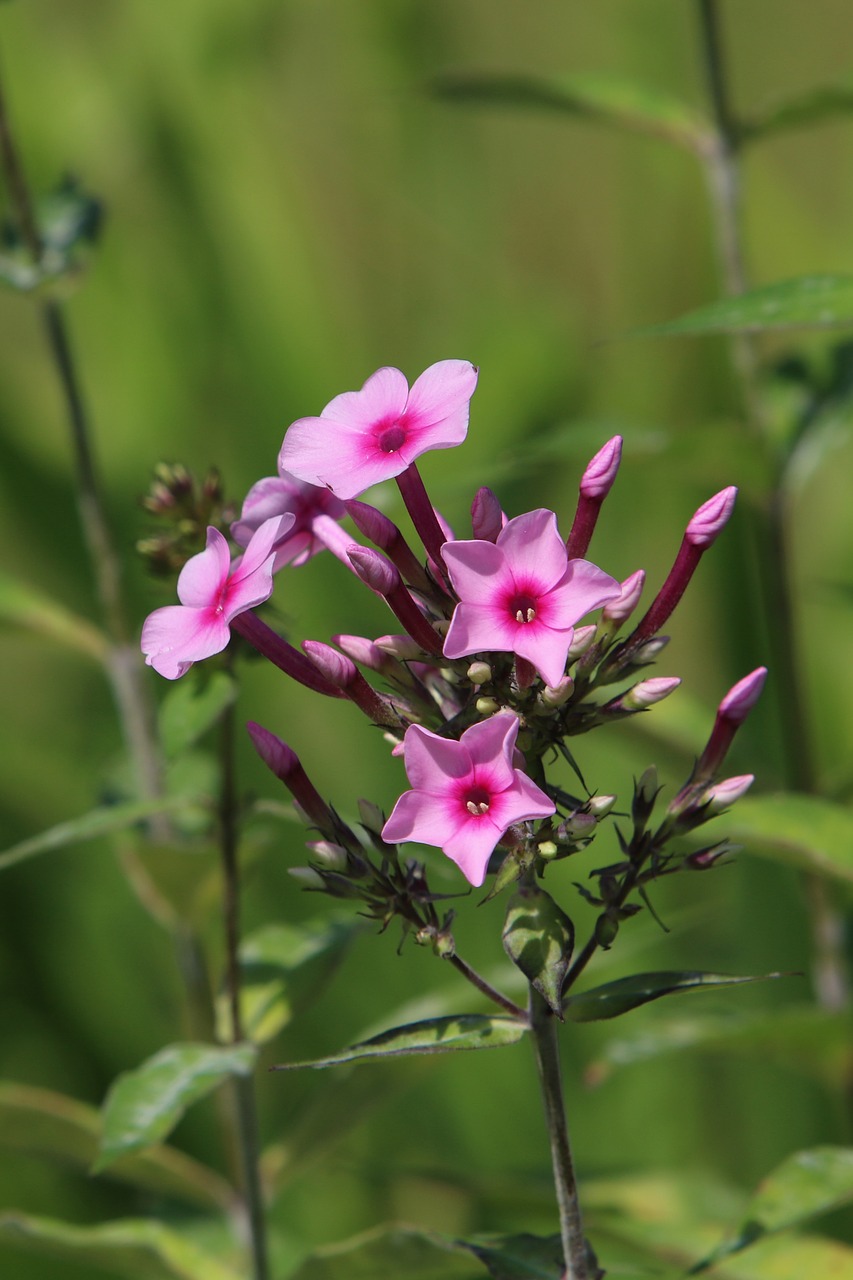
[529,989,592,1280]
[694,0,849,1012]
[0,54,167,831]
[219,696,269,1280]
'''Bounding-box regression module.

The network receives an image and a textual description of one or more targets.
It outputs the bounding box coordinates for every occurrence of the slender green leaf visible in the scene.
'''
[0,1212,243,1280]
[723,793,853,886]
[502,886,574,1017]
[461,1232,566,1279]
[632,276,853,338]
[289,1225,476,1279]
[692,1147,853,1273]
[0,796,200,873]
[0,569,107,659]
[0,1082,232,1210]
[745,77,853,141]
[159,671,237,759]
[564,971,783,1023]
[272,1014,527,1071]
[433,71,709,152]
[214,918,363,1045]
[97,1042,256,1169]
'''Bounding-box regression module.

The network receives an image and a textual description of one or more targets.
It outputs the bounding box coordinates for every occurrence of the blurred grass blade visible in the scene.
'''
[0,1211,243,1280]
[564,971,784,1023]
[433,71,709,152]
[272,1013,527,1071]
[0,795,201,873]
[461,1231,566,1278]
[97,1042,256,1170]
[502,886,574,1017]
[159,670,237,760]
[724,793,853,886]
[632,276,853,338]
[0,1082,232,1211]
[288,1225,476,1279]
[691,1147,853,1273]
[744,76,853,141]
[0,569,107,660]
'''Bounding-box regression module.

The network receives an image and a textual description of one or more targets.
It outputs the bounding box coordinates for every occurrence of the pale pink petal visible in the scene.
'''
[320,366,409,429]
[442,539,507,605]
[141,605,230,680]
[495,509,568,590]
[382,788,468,848]
[511,625,573,689]
[233,514,295,580]
[443,600,519,662]
[400,723,472,791]
[399,360,478,455]
[459,713,520,791]
[442,818,504,887]
[543,559,622,630]
[231,477,300,548]
[176,529,231,607]
[489,773,556,827]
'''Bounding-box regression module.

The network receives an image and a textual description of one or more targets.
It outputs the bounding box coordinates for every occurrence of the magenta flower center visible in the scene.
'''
[509,591,538,625]
[377,421,406,454]
[463,784,491,817]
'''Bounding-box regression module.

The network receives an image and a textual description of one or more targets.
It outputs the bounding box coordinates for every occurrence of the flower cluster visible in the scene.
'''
[141,360,764,950]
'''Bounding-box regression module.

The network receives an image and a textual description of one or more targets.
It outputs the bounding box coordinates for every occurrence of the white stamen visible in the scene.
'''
[466,799,490,816]
[515,607,536,624]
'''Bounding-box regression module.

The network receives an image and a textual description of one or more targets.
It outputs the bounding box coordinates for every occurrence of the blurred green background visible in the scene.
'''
[1,2,853,1277]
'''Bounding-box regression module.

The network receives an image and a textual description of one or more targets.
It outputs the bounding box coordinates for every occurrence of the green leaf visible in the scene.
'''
[632,276,853,338]
[0,796,200,873]
[0,569,107,659]
[0,1081,232,1211]
[272,1013,527,1071]
[461,1232,566,1279]
[692,1147,853,1273]
[433,71,709,152]
[159,671,237,759]
[722,793,853,887]
[502,886,574,1016]
[289,1225,476,1279]
[97,1042,256,1169]
[745,77,853,141]
[564,971,783,1023]
[214,918,363,1045]
[0,1212,243,1280]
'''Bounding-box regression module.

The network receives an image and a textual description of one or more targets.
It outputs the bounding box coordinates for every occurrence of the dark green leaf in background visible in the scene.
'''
[461,1232,566,1279]
[633,276,853,338]
[272,1014,527,1071]
[502,885,574,1016]
[159,671,237,759]
[564,971,783,1023]
[723,793,853,887]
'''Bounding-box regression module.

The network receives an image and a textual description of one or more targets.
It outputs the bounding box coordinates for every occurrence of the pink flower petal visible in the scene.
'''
[400,359,478,448]
[543,559,621,630]
[442,818,505,887]
[382,788,468,847]
[458,712,520,791]
[176,528,231,607]
[141,605,230,680]
[321,366,410,429]
[443,600,518,662]
[495,509,568,590]
[398,723,472,792]
[510,626,573,689]
[442,539,507,605]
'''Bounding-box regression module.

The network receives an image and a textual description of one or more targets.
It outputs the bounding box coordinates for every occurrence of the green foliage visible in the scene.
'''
[158,671,237,760]
[0,570,107,658]
[502,885,574,1017]
[274,1014,528,1071]
[724,793,853,886]
[0,796,196,873]
[633,276,853,337]
[97,1042,256,1169]
[564,971,784,1023]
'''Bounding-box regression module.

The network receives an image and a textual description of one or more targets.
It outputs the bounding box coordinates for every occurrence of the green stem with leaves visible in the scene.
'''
[694,0,848,1012]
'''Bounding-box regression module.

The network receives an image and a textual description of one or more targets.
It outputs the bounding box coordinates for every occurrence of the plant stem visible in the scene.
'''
[219,694,270,1280]
[529,988,592,1280]
[0,54,166,833]
[447,952,527,1021]
[694,0,849,1012]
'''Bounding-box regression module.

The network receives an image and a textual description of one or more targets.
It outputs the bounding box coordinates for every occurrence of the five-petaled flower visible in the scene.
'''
[442,508,621,687]
[279,359,479,499]
[231,470,346,570]
[381,712,556,887]
[141,515,293,679]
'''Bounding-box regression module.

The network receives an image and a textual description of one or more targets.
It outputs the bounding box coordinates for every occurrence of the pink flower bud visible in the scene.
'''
[306,840,349,871]
[375,632,424,661]
[580,435,623,499]
[247,722,334,829]
[719,666,768,725]
[685,486,737,549]
[539,675,574,708]
[471,487,506,542]
[622,676,681,711]
[348,545,399,595]
[303,640,357,688]
[603,569,646,624]
[349,548,444,656]
[566,625,597,660]
[303,640,402,727]
[333,633,391,672]
[587,794,616,818]
[702,773,754,814]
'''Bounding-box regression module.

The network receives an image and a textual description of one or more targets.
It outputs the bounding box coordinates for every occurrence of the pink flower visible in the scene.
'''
[382,713,555,887]
[231,470,345,569]
[141,516,292,679]
[442,508,621,687]
[279,360,479,499]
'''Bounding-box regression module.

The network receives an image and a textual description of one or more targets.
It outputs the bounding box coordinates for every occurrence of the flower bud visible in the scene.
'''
[632,765,659,828]
[306,840,349,871]
[348,545,397,595]
[621,676,681,711]
[702,773,754,815]
[467,661,493,686]
[349,548,444,656]
[587,794,616,818]
[539,675,574,708]
[471,487,506,542]
[537,840,559,861]
[333,633,394,673]
[288,867,326,889]
[375,633,424,661]
[247,722,334,830]
[594,913,620,949]
[602,570,645,625]
[719,667,768,726]
[686,840,741,870]
[685,486,737,549]
[566,625,597,660]
[303,640,357,688]
[559,811,597,841]
[580,435,623,499]
[476,695,501,715]
[358,797,386,835]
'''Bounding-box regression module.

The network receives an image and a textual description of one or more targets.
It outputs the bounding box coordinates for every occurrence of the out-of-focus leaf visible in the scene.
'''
[632,276,853,338]
[461,1232,566,1278]
[97,1042,256,1169]
[744,77,853,141]
[692,1147,853,1273]
[502,886,574,1017]
[0,1082,232,1211]
[564,971,782,1023]
[0,569,107,659]
[0,796,199,873]
[272,1014,527,1071]
[288,1225,476,1279]
[587,1006,851,1090]
[722,793,853,886]
[159,671,237,759]
[0,1212,242,1280]
[433,71,709,152]
[214,918,363,1045]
